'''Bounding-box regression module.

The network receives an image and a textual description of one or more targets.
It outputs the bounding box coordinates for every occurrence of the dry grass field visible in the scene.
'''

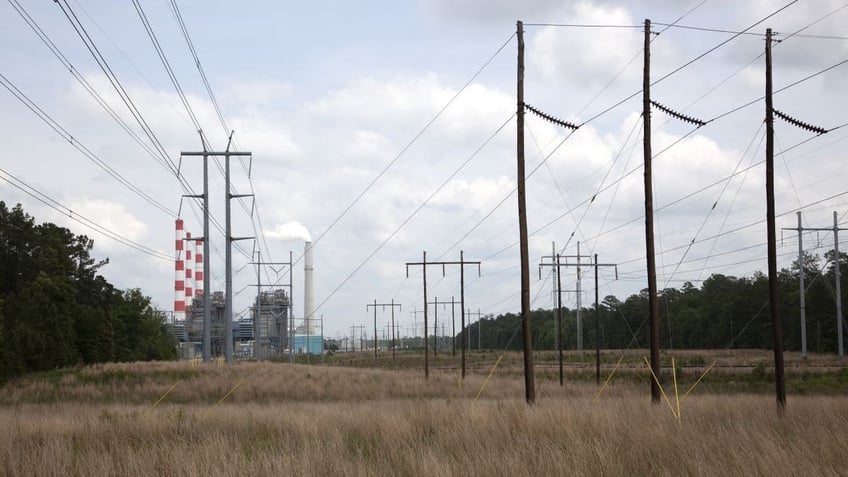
[1,350,846,476]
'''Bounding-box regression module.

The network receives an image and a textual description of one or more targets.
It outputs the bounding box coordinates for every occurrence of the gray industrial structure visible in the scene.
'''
[251,289,291,359]
[172,288,290,359]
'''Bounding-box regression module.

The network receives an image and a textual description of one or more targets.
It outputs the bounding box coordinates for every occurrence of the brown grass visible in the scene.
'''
[1,354,847,476]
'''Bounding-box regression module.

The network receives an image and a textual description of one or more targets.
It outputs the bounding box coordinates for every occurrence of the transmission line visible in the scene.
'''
[0,72,177,218]
[0,167,171,261]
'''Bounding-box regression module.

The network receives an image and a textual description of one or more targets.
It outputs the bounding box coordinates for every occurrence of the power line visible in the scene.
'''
[309,32,516,253]
[165,3,270,263]
[523,23,641,28]
[55,0,179,176]
[0,167,171,261]
[131,0,204,135]
[578,1,799,127]
[313,113,514,314]
[7,0,177,178]
[0,72,177,218]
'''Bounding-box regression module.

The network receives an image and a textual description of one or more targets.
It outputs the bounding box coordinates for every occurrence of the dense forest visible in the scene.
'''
[466,250,847,354]
[0,202,176,383]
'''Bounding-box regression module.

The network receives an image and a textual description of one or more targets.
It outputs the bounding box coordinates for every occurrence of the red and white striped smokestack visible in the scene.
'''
[304,241,315,335]
[174,219,186,321]
[195,237,204,297]
[184,232,193,301]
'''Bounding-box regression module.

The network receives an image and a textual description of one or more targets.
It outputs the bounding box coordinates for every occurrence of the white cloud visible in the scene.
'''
[60,198,148,254]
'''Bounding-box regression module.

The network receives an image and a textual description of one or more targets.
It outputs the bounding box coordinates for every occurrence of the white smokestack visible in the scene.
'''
[304,241,315,335]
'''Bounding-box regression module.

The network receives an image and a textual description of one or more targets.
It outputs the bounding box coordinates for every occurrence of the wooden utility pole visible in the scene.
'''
[642,18,661,404]
[765,27,786,410]
[836,211,845,358]
[467,309,483,351]
[784,212,847,358]
[367,300,402,359]
[426,297,460,356]
[516,20,535,404]
[594,254,618,386]
[539,254,565,385]
[407,253,480,378]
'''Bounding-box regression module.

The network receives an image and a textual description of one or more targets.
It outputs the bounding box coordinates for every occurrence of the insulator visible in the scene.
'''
[773,109,828,135]
[650,101,706,127]
[525,103,579,130]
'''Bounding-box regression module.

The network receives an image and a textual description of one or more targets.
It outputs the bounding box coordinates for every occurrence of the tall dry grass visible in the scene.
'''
[0,360,846,476]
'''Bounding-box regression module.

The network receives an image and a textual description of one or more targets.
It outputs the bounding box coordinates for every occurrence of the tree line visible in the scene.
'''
[0,202,176,383]
[466,250,847,354]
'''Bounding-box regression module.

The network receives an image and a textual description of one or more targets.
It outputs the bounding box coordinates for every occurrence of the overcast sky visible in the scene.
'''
[2,0,847,341]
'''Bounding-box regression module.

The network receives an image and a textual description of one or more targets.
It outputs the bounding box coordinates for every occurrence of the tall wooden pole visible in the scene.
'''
[595,254,601,386]
[557,253,564,386]
[423,251,429,378]
[797,211,807,358]
[643,18,661,404]
[460,251,467,378]
[517,20,535,404]
[391,299,397,360]
[765,27,786,410]
[372,299,378,359]
[835,211,844,357]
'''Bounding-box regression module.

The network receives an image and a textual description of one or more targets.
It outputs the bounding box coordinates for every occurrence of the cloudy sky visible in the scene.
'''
[2,0,847,342]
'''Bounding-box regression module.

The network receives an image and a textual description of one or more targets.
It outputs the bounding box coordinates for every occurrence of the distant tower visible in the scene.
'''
[195,237,204,298]
[174,219,186,321]
[185,232,193,302]
[304,241,315,335]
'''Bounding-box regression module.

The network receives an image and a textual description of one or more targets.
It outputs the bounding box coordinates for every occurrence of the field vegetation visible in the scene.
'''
[1,350,847,476]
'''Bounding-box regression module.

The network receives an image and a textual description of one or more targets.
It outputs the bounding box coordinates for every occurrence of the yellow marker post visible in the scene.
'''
[643,356,678,419]
[682,360,717,400]
[474,354,504,402]
[145,382,178,414]
[593,355,625,402]
[201,379,244,421]
[672,357,681,421]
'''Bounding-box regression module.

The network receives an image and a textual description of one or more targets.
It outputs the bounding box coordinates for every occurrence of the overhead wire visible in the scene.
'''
[308,31,517,253]
[0,72,177,218]
[313,113,515,315]
[166,1,272,265]
[0,167,171,261]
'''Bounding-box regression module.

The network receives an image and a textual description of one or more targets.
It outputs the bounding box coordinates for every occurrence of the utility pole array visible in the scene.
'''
[406,251,480,379]
[592,254,618,386]
[181,139,252,363]
[540,248,615,386]
[783,211,846,358]
[539,253,566,386]
[366,300,402,359]
[466,309,483,351]
[350,324,366,352]
[426,297,460,357]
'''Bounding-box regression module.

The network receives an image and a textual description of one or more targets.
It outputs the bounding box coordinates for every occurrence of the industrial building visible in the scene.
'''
[171,220,321,360]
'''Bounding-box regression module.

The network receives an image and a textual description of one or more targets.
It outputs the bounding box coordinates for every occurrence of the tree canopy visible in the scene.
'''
[0,202,176,382]
[465,251,847,354]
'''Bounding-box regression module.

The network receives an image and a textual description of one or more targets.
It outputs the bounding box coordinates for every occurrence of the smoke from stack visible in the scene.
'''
[304,241,315,335]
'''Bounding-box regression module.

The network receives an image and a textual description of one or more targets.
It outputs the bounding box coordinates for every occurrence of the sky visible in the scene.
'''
[1,0,847,343]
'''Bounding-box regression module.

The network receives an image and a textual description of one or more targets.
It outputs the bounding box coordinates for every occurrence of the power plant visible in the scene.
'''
[170,219,321,359]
